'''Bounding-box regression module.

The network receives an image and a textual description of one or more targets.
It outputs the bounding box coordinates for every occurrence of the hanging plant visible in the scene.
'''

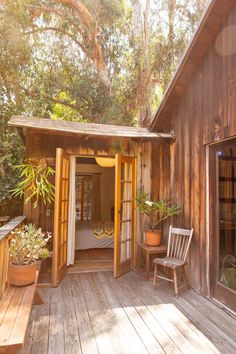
[11,159,55,208]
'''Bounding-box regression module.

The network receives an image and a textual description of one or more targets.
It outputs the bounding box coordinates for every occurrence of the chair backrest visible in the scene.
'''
[167,226,194,261]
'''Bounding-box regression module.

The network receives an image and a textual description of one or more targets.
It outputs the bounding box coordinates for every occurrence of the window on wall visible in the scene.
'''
[76,175,93,221]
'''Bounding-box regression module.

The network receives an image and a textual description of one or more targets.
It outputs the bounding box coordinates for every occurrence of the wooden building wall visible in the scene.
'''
[152,4,236,295]
[24,130,152,245]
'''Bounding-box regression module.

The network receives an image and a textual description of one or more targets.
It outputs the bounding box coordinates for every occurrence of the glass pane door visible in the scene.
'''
[210,142,236,312]
[217,148,236,293]
[114,155,136,278]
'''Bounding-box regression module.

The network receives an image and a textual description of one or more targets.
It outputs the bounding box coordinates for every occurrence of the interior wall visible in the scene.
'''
[76,163,115,222]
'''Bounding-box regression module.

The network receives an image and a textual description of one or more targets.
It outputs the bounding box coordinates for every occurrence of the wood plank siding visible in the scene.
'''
[151,2,236,296]
[23,130,153,248]
[150,0,235,132]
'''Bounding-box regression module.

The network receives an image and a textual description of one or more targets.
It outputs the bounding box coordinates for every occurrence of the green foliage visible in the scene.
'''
[0,132,25,204]
[11,162,55,208]
[0,0,206,126]
[136,189,181,231]
[49,92,88,122]
[9,223,51,265]
[0,0,206,201]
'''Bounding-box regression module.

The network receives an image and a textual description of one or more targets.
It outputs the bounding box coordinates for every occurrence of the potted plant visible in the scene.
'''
[136,189,181,246]
[9,223,51,286]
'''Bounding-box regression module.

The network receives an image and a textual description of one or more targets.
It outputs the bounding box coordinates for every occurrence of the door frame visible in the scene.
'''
[66,153,137,278]
[209,139,236,311]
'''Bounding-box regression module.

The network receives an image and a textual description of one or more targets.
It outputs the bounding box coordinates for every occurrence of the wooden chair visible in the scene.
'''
[153,226,194,296]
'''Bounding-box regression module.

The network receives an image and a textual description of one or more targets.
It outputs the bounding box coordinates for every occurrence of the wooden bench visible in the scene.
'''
[0,272,43,354]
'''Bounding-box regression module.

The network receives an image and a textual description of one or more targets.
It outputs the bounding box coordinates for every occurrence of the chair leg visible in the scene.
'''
[183,264,189,287]
[153,263,158,289]
[173,268,178,297]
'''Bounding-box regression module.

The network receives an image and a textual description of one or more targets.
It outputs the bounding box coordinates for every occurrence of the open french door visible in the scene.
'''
[114,155,136,278]
[52,148,70,287]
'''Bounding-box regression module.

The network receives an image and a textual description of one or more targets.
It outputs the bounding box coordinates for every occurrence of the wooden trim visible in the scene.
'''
[114,154,121,278]
[9,115,176,142]
[0,217,26,299]
[132,157,137,270]
[214,282,236,312]
[52,148,62,287]
[209,145,218,297]
[209,141,236,311]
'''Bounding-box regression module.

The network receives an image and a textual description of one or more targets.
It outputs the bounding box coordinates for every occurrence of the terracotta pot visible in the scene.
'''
[9,262,36,287]
[145,230,161,246]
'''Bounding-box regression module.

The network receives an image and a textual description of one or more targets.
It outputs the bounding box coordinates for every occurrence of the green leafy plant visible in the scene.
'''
[11,161,55,208]
[136,189,181,232]
[9,224,51,265]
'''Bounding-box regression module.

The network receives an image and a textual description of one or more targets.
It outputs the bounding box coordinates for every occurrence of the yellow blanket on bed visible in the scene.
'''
[92,222,114,239]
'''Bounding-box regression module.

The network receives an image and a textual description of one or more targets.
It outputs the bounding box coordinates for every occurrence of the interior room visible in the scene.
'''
[67,156,115,273]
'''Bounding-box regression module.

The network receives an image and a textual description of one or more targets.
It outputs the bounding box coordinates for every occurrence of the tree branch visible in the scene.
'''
[24,26,88,54]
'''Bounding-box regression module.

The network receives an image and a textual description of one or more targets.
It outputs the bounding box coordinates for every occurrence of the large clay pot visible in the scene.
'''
[145,230,161,246]
[9,262,36,287]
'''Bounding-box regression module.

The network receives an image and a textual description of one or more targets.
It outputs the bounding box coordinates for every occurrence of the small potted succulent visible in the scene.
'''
[9,224,51,286]
[136,189,181,246]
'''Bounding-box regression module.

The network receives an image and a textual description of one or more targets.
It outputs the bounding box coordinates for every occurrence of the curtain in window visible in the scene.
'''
[92,174,101,221]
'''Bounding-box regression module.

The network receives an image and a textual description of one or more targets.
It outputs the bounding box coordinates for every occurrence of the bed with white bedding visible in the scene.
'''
[75,221,114,250]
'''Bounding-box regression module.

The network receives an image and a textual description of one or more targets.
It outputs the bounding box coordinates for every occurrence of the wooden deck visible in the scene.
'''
[21,271,236,354]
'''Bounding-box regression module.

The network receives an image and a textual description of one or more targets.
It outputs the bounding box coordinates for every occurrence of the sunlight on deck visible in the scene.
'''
[21,271,235,354]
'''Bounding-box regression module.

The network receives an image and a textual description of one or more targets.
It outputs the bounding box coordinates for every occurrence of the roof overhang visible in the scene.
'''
[150,0,235,131]
[8,116,176,143]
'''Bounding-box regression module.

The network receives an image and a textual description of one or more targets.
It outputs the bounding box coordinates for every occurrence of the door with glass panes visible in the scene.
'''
[209,141,236,312]
[114,154,136,278]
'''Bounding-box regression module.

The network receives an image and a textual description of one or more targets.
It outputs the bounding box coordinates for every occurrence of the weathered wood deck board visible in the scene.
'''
[122,272,204,354]
[30,288,50,354]
[70,274,99,354]
[78,273,115,354]
[101,272,164,353]
[20,271,236,354]
[96,272,148,354]
[48,287,64,354]
[61,277,82,354]
[108,273,181,354]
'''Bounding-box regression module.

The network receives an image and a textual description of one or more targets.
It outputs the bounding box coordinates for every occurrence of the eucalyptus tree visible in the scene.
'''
[0,0,206,206]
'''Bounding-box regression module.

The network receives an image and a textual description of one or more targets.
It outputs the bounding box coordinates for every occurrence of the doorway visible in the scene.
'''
[209,140,236,312]
[68,156,115,273]
[52,149,137,286]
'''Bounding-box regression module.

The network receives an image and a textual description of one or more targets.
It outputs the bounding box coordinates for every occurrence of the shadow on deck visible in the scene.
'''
[21,271,236,354]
